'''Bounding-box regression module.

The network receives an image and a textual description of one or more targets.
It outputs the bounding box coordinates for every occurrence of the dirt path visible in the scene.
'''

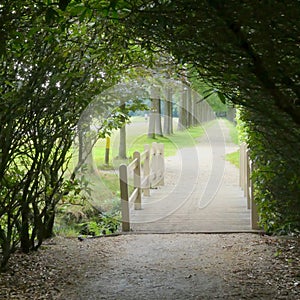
[1,121,299,299]
[1,234,299,299]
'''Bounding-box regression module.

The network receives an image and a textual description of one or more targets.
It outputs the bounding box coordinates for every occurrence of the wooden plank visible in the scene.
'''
[243,144,248,197]
[239,144,243,187]
[246,149,251,209]
[133,151,142,210]
[151,142,158,187]
[127,157,138,173]
[157,143,165,186]
[119,164,130,232]
[129,187,138,204]
[251,162,260,230]
[142,144,150,196]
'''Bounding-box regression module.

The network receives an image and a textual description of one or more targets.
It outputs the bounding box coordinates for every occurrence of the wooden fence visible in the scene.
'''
[239,142,259,230]
[119,143,165,231]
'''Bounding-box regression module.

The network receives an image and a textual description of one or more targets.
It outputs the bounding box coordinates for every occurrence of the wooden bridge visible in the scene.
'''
[121,119,259,233]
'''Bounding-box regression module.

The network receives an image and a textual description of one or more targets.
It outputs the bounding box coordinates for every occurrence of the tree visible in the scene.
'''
[148,85,163,138]
[178,85,188,130]
[123,0,300,232]
[118,104,127,159]
[163,85,173,135]
[125,0,300,123]
[0,0,150,270]
[1,0,299,273]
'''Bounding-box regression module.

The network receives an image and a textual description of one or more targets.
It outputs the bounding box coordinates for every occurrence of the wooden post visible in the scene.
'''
[241,143,245,195]
[119,164,130,231]
[105,136,110,165]
[246,148,251,209]
[151,142,158,187]
[133,151,142,210]
[200,102,205,123]
[239,144,242,187]
[244,143,250,198]
[243,144,247,197]
[157,143,165,186]
[143,144,150,196]
[251,161,260,230]
[186,86,192,127]
[240,143,246,193]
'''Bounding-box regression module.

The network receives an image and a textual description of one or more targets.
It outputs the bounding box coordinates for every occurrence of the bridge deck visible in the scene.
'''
[130,119,252,233]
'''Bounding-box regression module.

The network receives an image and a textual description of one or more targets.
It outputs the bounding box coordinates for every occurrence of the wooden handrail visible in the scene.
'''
[129,187,139,204]
[119,143,164,231]
[142,144,150,196]
[127,157,138,172]
[132,151,141,210]
[119,164,130,231]
[151,142,165,187]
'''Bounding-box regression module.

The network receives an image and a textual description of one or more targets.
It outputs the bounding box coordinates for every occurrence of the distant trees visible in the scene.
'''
[147,77,215,136]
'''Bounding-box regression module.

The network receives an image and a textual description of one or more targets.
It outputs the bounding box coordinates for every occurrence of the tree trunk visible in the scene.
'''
[178,86,188,130]
[43,208,55,240]
[227,107,236,123]
[118,124,127,159]
[191,90,199,126]
[148,86,163,138]
[20,202,30,253]
[163,87,173,135]
[0,222,14,271]
[186,86,192,128]
[148,104,156,138]
[155,98,163,136]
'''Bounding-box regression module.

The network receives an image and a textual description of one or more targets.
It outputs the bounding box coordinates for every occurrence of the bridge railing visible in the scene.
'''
[239,142,259,230]
[119,143,164,231]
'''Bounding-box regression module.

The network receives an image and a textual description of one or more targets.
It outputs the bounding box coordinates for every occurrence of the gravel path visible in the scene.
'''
[1,120,299,299]
[1,234,299,299]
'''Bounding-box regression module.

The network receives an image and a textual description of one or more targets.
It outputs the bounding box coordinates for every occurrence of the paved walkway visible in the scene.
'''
[130,119,251,232]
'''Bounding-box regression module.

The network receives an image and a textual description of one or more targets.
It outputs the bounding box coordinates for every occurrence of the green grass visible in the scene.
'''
[92,120,215,167]
[225,150,240,168]
[55,170,121,237]
[221,118,240,168]
[82,172,120,211]
[130,116,148,123]
[127,126,206,157]
[53,223,79,238]
[222,119,239,145]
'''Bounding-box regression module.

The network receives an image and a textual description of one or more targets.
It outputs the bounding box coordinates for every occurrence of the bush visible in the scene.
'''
[79,212,121,237]
[238,108,300,234]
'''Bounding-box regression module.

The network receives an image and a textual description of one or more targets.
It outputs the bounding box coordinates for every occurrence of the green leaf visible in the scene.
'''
[45,7,59,24]
[217,92,226,104]
[69,3,86,17]
[59,0,71,11]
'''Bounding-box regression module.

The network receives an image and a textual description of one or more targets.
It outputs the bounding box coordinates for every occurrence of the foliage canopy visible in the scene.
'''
[0,0,300,270]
